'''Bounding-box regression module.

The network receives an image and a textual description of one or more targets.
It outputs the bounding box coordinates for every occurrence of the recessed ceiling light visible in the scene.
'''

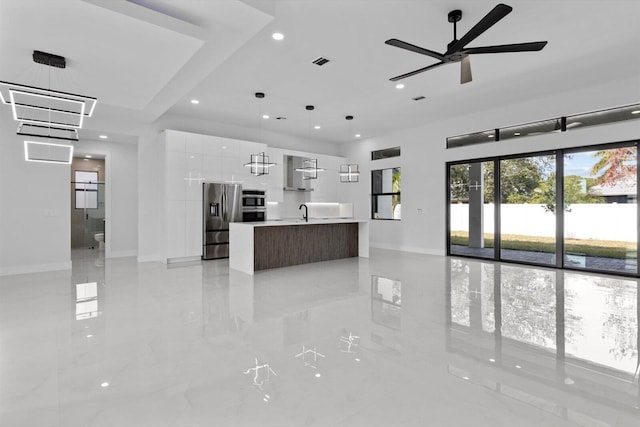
[272,32,284,41]
[395,83,405,89]
[190,99,199,104]
[355,134,361,138]
[100,382,109,388]
[85,155,92,158]
[222,145,227,150]
[314,125,321,129]
[632,110,640,114]
[262,114,270,119]
[99,135,108,139]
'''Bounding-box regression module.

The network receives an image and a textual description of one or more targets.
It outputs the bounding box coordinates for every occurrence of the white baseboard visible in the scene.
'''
[370,243,445,256]
[108,250,138,258]
[167,256,201,264]
[0,261,72,277]
[137,254,160,263]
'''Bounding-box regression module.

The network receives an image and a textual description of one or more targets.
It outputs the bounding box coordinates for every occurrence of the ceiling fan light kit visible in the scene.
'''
[385,3,547,84]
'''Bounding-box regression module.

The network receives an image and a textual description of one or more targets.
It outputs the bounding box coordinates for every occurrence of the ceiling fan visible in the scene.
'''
[385,3,547,84]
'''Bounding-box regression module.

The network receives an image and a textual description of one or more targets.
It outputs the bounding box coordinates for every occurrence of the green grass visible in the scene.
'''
[451,232,637,259]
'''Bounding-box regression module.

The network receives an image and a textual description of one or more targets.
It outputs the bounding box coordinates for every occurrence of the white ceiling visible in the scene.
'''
[1,0,639,146]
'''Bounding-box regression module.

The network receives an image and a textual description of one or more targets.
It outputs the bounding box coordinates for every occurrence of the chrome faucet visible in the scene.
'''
[299,204,308,222]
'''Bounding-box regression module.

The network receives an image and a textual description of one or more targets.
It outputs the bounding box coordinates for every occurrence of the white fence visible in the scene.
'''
[450,203,637,243]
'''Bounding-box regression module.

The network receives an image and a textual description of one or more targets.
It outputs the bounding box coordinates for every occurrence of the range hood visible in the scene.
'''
[283,155,313,191]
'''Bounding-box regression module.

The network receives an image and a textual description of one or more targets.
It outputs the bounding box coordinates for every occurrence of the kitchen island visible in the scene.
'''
[230,219,369,274]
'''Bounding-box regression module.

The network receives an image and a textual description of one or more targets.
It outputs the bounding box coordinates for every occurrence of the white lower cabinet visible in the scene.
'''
[166,200,186,259]
[185,201,202,256]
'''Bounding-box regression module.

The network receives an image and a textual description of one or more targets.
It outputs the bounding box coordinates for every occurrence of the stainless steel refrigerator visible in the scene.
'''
[202,183,242,260]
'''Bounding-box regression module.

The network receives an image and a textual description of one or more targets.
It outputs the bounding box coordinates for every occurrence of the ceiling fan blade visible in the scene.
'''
[385,38,444,61]
[446,3,512,54]
[389,62,446,81]
[460,56,472,84]
[465,41,548,54]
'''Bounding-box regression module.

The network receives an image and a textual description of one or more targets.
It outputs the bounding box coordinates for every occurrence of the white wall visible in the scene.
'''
[340,76,640,255]
[0,113,71,275]
[137,129,162,262]
[0,113,138,275]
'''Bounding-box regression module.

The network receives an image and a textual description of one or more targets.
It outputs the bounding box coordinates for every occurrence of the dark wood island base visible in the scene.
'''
[254,223,359,271]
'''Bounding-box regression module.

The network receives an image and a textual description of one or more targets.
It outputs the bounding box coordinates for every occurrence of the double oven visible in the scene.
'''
[242,189,266,222]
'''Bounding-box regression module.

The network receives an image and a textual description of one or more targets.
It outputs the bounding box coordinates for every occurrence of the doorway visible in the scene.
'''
[70,157,105,253]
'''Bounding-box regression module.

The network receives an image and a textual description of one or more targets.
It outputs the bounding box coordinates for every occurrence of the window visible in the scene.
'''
[75,190,98,209]
[371,167,401,220]
[75,171,98,190]
[371,146,400,160]
[446,103,640,149]
[74,170,99,209]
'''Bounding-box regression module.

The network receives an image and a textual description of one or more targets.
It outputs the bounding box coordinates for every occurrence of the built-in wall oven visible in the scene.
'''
[242,189,266,222]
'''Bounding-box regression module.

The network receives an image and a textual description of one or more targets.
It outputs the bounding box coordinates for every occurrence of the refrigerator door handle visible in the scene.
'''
[221,189,226,222]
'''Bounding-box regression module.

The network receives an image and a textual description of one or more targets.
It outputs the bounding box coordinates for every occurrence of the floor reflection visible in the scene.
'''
[447,257,640,415]
[3,248,639,426]
[371,275,401,331]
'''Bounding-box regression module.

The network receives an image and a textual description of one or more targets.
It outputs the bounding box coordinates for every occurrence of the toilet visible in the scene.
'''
[94,233,105,250]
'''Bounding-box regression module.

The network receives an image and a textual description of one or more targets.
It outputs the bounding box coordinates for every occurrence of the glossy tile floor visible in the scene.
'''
[1,249,639,426]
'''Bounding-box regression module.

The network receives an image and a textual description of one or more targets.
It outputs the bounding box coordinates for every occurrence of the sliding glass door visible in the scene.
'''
[449,161,494,259]
[447,140,639,277]
[500,155,556,266]
[563,146,637,273]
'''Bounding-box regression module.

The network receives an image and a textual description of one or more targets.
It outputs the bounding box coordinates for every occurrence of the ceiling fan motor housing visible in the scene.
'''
[447,9,462,23]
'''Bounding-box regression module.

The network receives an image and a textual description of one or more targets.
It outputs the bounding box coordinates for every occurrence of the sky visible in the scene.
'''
[564,151,600,178]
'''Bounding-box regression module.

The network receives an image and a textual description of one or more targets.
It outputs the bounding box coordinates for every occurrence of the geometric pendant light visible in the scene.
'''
[0,50,97,164]
[340,115,360,182]
[243,92,277,176]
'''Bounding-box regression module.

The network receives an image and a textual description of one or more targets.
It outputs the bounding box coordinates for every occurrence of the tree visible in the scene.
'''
[592,147,637,185]
[391,168,401,214]
[499,158,543,203]
[450,157,550,204]
[532,174,603,212]
[449,164,470,202]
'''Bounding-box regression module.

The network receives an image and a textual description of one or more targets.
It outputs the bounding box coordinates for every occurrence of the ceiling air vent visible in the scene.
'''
[312,57,330,66]
[412,96,426,101]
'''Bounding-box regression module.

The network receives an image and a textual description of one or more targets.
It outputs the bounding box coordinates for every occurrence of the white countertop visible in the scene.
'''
[232,218,367,228]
